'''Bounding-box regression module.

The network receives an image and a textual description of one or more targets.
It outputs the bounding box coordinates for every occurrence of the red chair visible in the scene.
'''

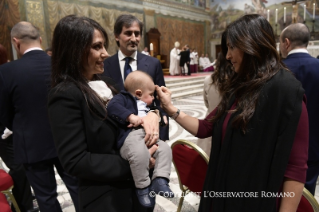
[171,139,209,212]
[297,187,319,212]
[0,169,20,212]
[0,193,12,212]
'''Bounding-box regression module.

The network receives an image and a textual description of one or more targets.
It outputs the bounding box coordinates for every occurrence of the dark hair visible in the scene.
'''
[281,23,310,48]
[210,32,233,94]
[0,44,8,65]
[114,14,143,47]
[214,14,285,133]
[51,15,112,118]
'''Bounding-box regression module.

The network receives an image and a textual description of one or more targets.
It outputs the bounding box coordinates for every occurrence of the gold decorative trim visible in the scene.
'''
[142,0,208,15]
[302,187,319,211]
[26,0,48,48]
[171,139,209,212]
[172,139,209,163]
[144,9,155,16]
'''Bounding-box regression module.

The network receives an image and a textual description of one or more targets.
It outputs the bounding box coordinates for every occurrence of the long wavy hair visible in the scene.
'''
[211,14,287,133]
[51,15,114,118]
[211,32,233,94]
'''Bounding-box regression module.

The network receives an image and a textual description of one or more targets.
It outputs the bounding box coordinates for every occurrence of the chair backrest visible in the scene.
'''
[0,193,12,212]
[0,169,13,191]
[171,139,209,194]
[297,187,319,212]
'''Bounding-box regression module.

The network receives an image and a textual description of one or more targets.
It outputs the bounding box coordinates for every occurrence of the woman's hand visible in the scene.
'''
[155,86,176,116]
[156,85,200,136]
[142,111,159,147]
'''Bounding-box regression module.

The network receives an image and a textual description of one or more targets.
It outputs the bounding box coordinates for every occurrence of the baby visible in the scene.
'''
[106,71,173,208]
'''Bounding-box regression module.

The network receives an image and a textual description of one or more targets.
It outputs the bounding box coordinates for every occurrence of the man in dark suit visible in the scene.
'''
[0,21,79,212]
[185,44,191,76]
[102,14,169,141]
[280,23,319,195]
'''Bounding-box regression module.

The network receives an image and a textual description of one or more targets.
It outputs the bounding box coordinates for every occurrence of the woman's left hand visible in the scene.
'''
[142,111,159,147]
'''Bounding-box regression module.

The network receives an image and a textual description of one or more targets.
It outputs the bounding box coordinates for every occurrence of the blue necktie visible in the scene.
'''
[124,57,132,80]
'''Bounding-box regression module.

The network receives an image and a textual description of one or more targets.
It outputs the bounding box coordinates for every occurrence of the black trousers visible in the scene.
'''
[23,157,79,212]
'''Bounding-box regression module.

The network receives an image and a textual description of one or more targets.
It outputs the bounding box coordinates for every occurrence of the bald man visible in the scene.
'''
[0,22,79,212]
[280,23,319,195]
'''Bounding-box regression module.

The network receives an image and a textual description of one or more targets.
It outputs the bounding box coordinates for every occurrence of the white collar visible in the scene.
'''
[24,47,43,55]
[88,80,113,102]
[288,48,308,56]
[118,50,137,61]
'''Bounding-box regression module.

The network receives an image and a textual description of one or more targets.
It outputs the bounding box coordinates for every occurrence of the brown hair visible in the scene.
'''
[213,14,286,133]
[210,32,233,94]
[0,44,8,65]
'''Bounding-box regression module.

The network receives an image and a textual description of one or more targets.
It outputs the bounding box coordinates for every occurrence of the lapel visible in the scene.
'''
[137,52,149,72]
[106,53,124,90]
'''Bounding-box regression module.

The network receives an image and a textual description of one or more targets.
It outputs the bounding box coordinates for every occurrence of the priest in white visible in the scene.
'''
[199,53,215,72]
[190,49,198,73]
[169,41,181,76]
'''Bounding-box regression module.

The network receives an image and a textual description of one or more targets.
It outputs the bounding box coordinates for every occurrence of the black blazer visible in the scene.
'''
[102,52,169,140]
[179,50,190,67]
[284,53,319,161]
[48,83,147,212]
[0,50,57,164]
[108,90,140,149]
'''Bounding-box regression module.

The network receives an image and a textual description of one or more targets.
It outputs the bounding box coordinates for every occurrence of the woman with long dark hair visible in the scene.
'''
[48,15,159,212]
[156,14,308,211]
[197,34,233,156]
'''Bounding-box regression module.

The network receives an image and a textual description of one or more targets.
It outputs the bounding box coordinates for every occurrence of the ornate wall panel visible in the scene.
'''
[26,0,48,48]
[46,1,144,55]
[144,9,156,33]
[156,15,205,64]
[0,0,20,61]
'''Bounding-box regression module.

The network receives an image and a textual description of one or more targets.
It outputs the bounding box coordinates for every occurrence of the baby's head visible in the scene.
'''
[124,71,155,106]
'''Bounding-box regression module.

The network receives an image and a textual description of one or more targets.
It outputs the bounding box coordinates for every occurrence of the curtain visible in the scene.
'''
[0,0,20,61]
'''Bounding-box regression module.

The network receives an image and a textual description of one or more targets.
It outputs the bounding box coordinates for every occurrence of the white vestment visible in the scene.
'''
[193,52,199,65]
[190,52,195,65]
[199,56,206,68]
[169,48,181,75]
[141,51,150,56]
[200,57,215,69]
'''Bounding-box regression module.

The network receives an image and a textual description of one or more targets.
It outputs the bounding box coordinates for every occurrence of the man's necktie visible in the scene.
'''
[124,57,132,80]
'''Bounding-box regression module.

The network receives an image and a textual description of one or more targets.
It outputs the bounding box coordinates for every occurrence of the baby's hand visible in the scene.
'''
[127,114,143,128]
